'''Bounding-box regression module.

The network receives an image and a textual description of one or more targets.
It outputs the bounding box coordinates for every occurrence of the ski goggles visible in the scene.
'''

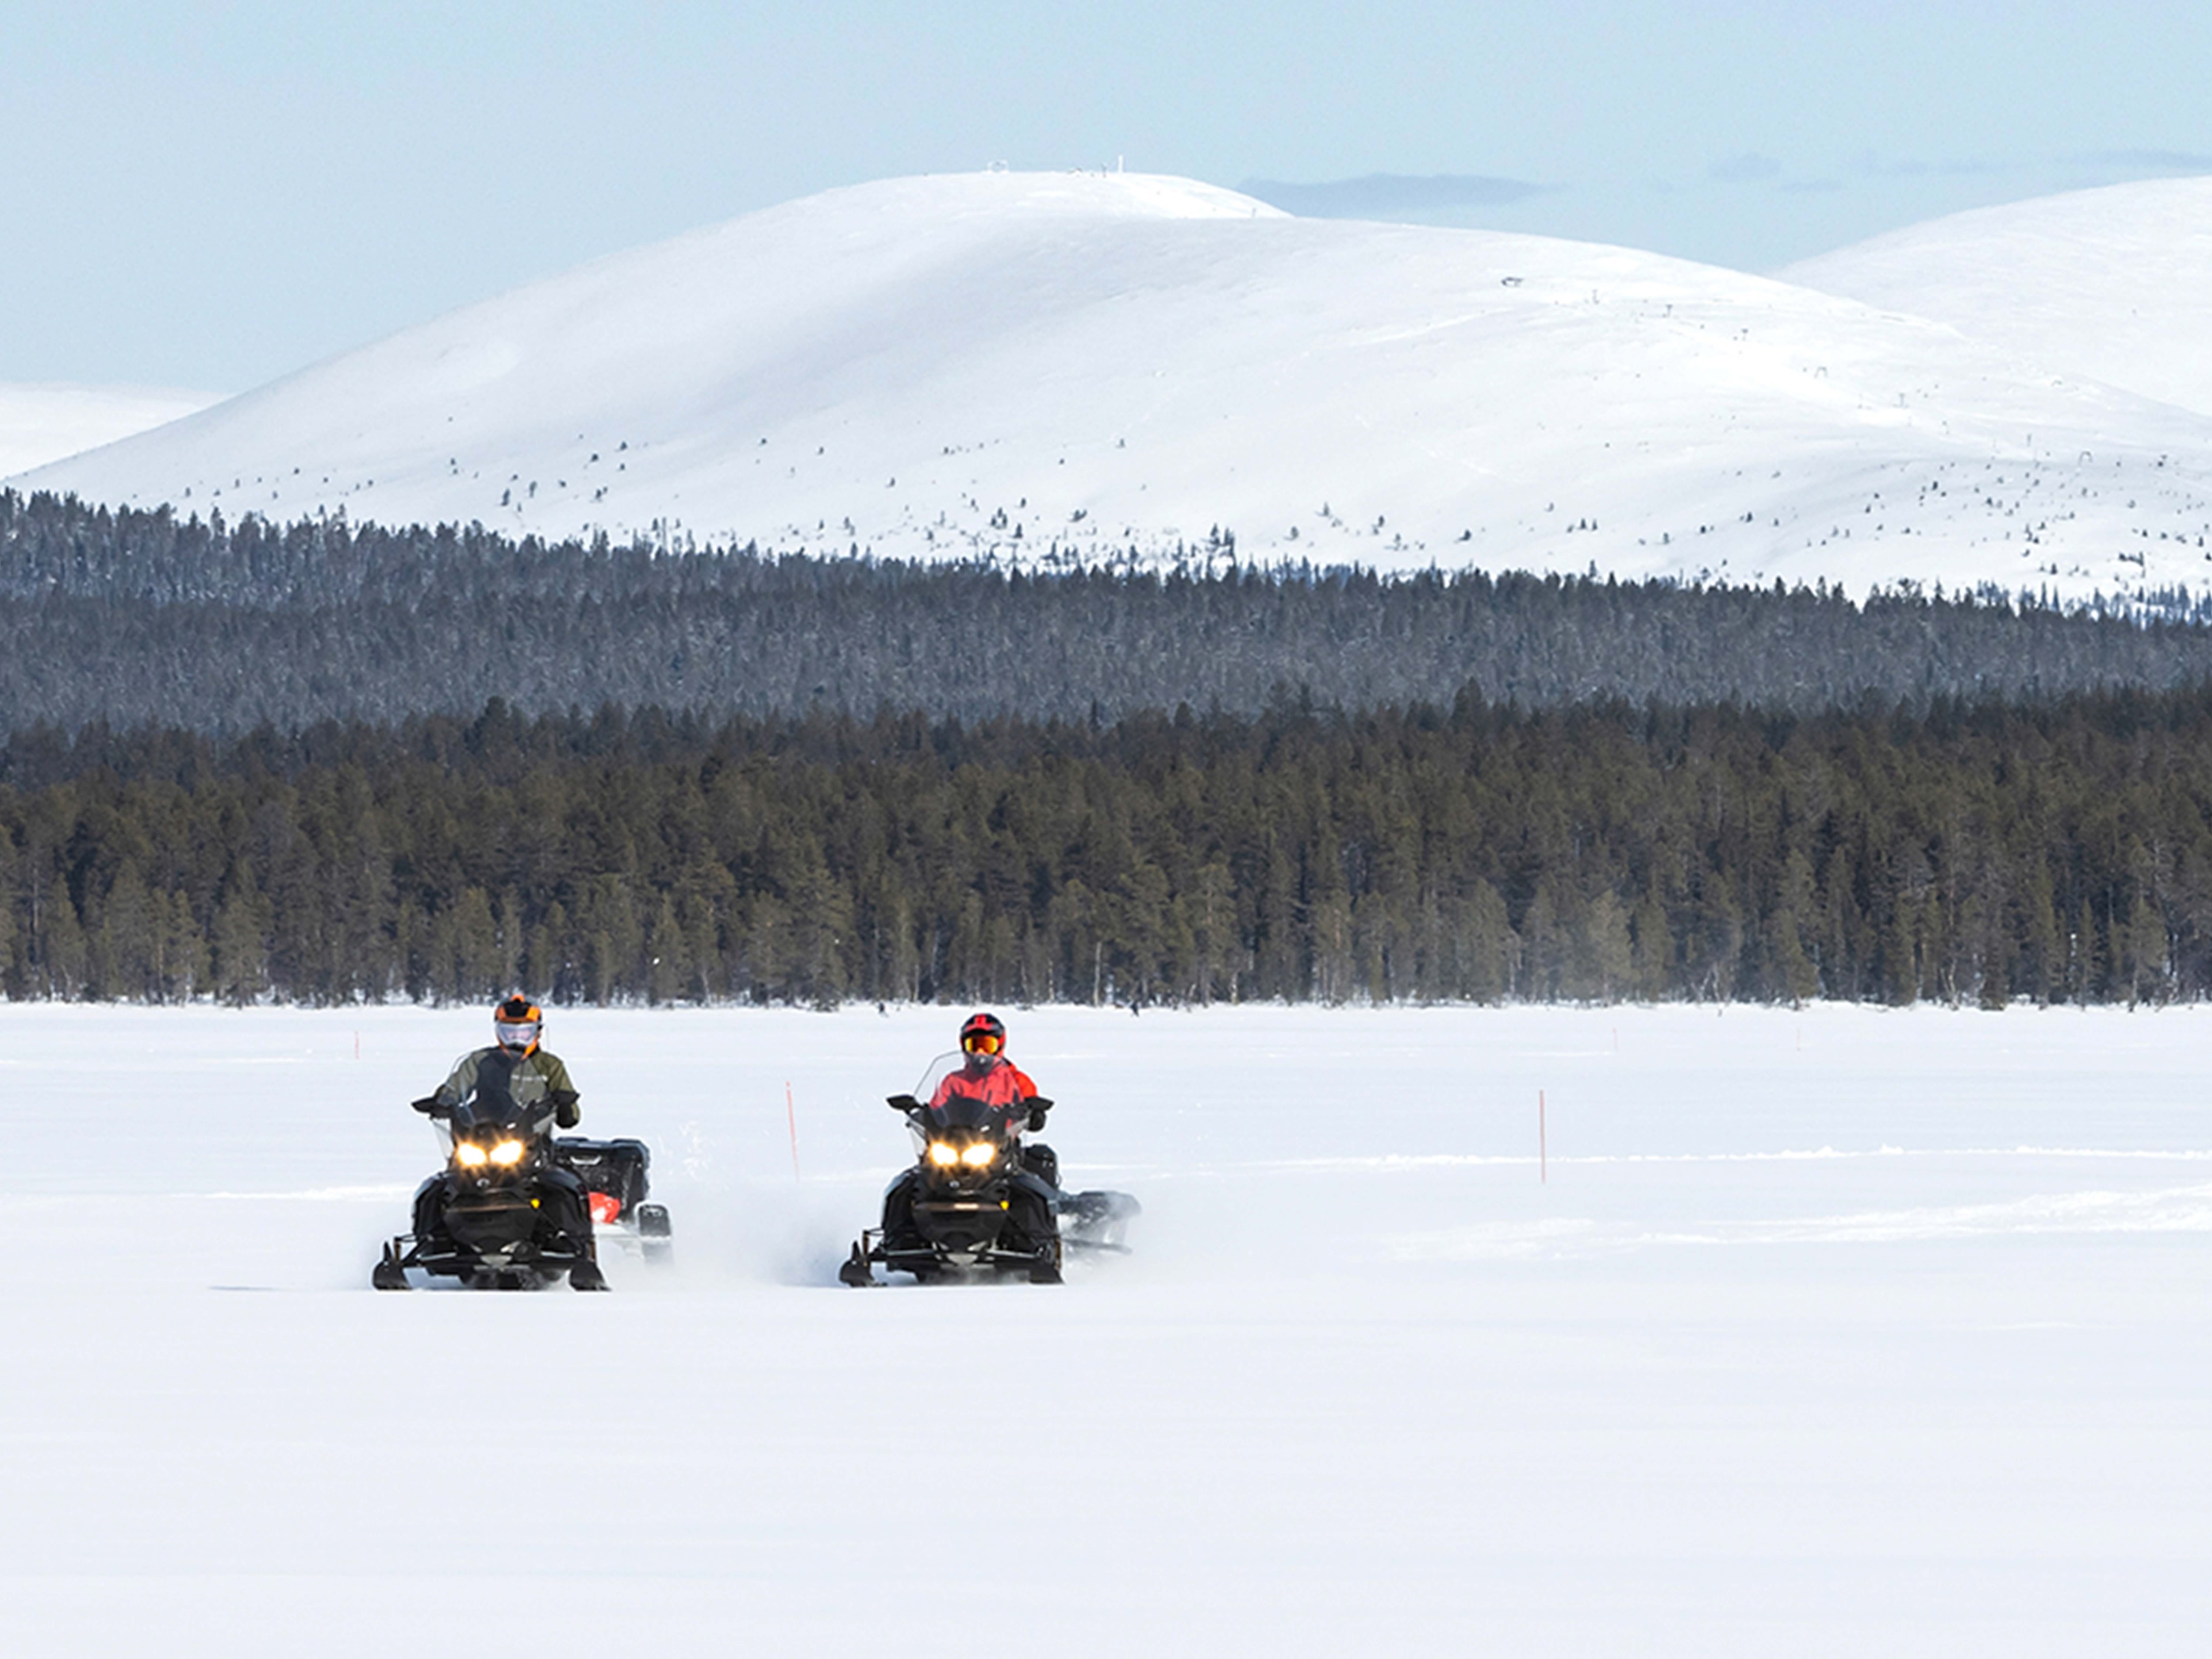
[495,1021,541,1050]
[961,1032,1003,1055]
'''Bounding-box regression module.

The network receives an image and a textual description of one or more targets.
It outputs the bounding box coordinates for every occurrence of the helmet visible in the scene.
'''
[959,1010,1006,1057]
[494,994,543,1056]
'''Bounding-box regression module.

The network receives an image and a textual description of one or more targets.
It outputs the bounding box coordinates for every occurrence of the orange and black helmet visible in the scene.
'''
[494,994,543,1056]
[959,1010,1006,1056]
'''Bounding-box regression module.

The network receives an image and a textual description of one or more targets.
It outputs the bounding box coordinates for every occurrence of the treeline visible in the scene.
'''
[12,489,2212,731]
[7,690,2212,1008]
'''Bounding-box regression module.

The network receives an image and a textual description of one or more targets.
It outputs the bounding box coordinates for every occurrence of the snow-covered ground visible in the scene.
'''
[0,381,221,477]
[3,1001,2206,1655]
[16,171,2212,601]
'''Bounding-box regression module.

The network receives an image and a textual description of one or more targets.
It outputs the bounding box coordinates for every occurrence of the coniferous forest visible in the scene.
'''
[12,489,2212,1008]
[12,488,2212,729]
[8,689,2212,1010]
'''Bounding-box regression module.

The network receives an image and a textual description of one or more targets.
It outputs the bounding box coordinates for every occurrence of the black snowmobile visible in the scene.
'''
[838,1055,1139,1286]
[558,1135,675,1266]
[373,1091,671,1291]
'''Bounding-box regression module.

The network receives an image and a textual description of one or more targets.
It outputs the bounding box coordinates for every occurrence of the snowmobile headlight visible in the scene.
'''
[454,1141,490,1167]
[960,1143,997,1168]
[490,1138,527,1167]
[927,1141,961,1167]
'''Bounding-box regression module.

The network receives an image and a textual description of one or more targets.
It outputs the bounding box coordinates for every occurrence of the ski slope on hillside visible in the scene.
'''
[1784,177,2212,420]
[15,171,2212,601]
[0,381,221,476]
[4,1002,2208,1656]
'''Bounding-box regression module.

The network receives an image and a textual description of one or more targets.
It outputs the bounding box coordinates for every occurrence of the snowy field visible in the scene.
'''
[3,1001,2207,1656]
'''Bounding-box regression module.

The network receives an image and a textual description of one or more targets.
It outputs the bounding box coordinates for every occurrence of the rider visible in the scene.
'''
[411,995,598,1282]
[931,1011,1057,1189]
[428,994,583,1127]
[882,1010,1059,1256]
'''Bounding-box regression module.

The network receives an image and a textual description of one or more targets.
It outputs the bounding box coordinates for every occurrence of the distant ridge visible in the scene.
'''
[16,170,2212,602]
[1782,176,2212,417]
[0,382,220,476]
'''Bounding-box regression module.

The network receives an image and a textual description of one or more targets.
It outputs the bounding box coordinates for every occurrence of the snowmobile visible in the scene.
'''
[838,1055,1139,1286]
[373,1091,671,1291]
[557,1135,674,1265]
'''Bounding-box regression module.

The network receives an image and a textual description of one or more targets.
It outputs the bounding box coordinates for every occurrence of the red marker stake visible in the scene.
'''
[1540,1089,1547,1185]
[785,1081,801,1180]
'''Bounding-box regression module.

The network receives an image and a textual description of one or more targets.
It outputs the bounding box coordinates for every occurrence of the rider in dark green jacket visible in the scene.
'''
[413,995,593,1273]
[432,995,582,1126]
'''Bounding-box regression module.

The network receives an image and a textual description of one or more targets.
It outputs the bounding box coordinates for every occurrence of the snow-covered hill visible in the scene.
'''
[14,171,2212,599]
[1782,177,2212,421]
[0,381,221,476]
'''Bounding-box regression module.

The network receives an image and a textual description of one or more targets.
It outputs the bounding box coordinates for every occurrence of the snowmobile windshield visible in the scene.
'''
[913,1051,968,1101]
[913,1049,1022,1101]
[927,1093,1013,1136]
[450,1094,548,1136]
[908,1052,1026,1141]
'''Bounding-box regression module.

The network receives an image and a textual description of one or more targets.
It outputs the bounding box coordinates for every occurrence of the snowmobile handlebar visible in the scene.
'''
[888,1091,1052,1129]
[411,1095,448,1116]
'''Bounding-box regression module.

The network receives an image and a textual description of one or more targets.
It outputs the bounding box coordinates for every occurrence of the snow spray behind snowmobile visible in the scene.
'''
[373,1093,671,1291]
[839,1054,1139,1286]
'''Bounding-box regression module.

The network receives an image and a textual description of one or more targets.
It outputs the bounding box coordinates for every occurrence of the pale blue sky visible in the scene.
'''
[6,0,2210,389]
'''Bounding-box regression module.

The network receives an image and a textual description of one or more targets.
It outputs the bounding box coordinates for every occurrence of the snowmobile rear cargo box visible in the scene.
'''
[552,1137,651,1214]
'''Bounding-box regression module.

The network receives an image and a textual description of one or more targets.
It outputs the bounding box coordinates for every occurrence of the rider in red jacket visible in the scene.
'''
[930,1010,1056,1187]
[879,1011,1060,1258]
[930,1010,1041,1111]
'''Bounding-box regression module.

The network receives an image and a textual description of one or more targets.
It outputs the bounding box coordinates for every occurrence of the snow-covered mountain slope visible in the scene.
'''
[1782,177,2212,421]
[15,171,2212,599]
[0,381,221,476]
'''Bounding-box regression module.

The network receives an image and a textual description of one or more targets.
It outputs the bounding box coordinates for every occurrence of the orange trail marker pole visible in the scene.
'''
[1540,1089,1547,1184]
[786,1081,801,1180]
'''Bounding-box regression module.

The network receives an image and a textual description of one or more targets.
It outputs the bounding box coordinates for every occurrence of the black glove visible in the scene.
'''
[547,1088,581,1129]
[1024,1096,1053,1132]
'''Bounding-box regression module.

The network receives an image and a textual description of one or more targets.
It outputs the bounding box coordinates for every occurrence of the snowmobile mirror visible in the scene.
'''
[887,1094,922,1112]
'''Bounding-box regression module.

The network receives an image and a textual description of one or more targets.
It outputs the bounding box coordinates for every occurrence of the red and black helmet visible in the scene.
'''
[959,1011,1006,1056]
